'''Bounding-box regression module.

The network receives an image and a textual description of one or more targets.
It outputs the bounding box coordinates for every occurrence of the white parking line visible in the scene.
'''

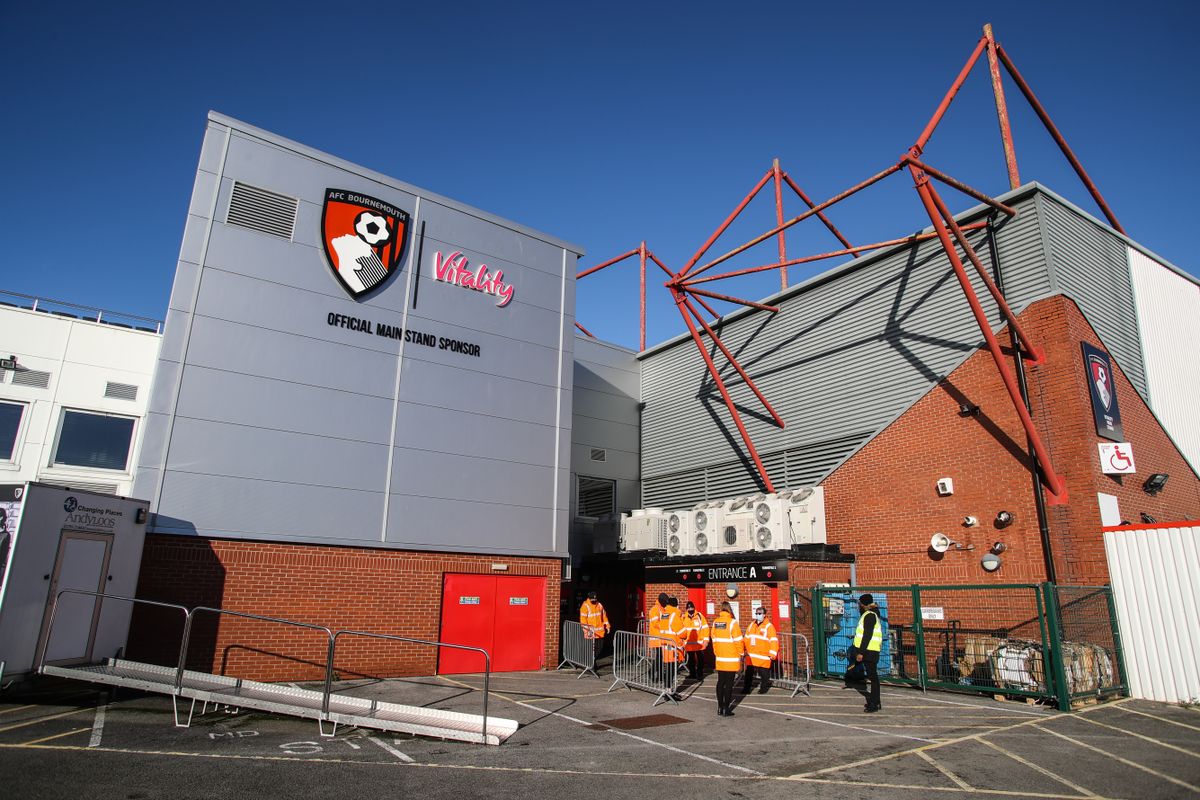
[1071,713,1200,759]
[977,737,1101,798]
[697,695,937,744]
[1033,723,1200,794]
[366,735,414,763]
[916,750,973,791]
[919,695,1051,717]
[89,692,108,748]
[1116,705,1200,732]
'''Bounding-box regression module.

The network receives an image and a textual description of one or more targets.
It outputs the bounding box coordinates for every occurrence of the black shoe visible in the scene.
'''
[864,704,881,713]
[758,683,771,694]
[725,708,735,716]
[717,707,725,717]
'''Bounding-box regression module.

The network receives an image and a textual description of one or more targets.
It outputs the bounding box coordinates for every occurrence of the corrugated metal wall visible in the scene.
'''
[1038,193,1147,395]
[1103,524,1200,703]
[1128,248,1200,471]
[639,192,1054,507]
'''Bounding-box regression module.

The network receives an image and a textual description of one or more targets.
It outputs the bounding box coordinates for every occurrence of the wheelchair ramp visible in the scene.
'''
[42,658,518,745]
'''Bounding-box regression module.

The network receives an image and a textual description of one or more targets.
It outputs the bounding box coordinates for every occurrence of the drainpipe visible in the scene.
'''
[986,217,1057,583]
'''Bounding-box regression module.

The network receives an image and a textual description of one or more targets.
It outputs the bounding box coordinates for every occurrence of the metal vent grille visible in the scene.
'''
[12,369,51,389]
[590,448,606,462]
[38,478,120,495]
[227,181,298,240]
[104,381,138,401]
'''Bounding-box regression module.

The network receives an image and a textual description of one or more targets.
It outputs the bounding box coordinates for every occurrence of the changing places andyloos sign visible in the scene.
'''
[62,495,124,532]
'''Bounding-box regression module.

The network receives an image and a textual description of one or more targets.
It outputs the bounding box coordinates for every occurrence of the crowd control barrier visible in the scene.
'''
[607,629,682,706]
[557,620,599,679]
[770,632,812,697]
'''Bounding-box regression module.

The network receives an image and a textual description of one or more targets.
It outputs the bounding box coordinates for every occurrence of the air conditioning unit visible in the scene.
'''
[664,509,695,557]
[723,493,785,552]
[620,508,668,552]
[783,486,827,544]
[713,516,755,553]
[690,500,729,556]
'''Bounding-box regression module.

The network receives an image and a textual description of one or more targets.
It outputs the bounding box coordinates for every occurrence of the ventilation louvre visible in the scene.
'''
[589,448,606,462]
[38,478,120,495]
[227,181,298,240]
[12,369,51,389]
[104,381,138,401]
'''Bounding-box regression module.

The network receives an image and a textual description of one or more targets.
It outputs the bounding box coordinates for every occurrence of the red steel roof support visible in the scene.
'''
[910,164,1067,504]
[673,287,776,493]
[984,23,1021,190]
[773,159,788,290]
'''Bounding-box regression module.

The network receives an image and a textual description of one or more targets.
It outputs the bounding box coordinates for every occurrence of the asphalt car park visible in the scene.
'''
[2,667,1198,799]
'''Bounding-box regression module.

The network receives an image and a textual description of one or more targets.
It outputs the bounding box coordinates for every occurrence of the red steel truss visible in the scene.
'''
[576,24,1128,505]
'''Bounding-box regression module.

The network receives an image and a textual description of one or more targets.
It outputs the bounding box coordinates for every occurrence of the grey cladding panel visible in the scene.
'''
[393,404,558,467]
[416,200,566,277]
[183,314,398,399]
[157,470,383,543]
[419,234,564,312]
[572,389,640,427]
[389,450,555,508]
[571,414,639,454]
[397,357,561,428]
[175,365,395,444]
[1040,196,1146,395]
[165,417,389,492]
[385,493,560,555]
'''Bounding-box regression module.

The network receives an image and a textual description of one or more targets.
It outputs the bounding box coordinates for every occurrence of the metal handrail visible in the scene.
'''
[37,590,190,681]
[179,607,335,696]
[330,629,493,744]
[0,288,163,331]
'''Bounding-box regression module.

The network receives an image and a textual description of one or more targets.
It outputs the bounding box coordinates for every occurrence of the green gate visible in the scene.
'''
[797,583,1127,710]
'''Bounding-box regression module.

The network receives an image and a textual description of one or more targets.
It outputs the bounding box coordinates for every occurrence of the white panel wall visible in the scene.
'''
[1128,248,1200,472]
[0,306,161,495]
[1104,523,1200,703]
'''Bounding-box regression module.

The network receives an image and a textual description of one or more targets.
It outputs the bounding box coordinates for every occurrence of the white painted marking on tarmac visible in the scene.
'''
[1071,712,1200,758]
[695,695,936,743]
[916,750,973,791]
[366,735,414,763]
[976,737,1100,798]
[511,695,760,775]
[1033,723,1200,794]
[88,692,108,748]
[919,695,1051,716]
[1116,704,1200,732]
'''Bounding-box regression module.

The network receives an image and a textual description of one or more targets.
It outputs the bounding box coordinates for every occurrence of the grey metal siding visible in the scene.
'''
[1039,194,1147,395]
[136,115,581,558]
[639,193,1054,507]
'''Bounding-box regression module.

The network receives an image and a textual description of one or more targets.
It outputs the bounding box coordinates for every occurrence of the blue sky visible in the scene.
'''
[2,1,1196,350]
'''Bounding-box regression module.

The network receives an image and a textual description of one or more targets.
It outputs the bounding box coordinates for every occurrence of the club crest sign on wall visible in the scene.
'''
[321,189,411,298]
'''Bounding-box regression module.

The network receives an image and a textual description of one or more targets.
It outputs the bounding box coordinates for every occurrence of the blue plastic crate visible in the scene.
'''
[824,591,892,676]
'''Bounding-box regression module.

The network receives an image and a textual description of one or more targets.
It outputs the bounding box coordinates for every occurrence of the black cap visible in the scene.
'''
[658,593,669,604]
[685,601,695,610]
[587,591,597,600]
[859,593,873,606]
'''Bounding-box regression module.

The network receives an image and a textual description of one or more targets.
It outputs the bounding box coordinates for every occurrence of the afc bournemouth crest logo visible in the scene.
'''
[320,189,411,298]
[1088,352,1113,411]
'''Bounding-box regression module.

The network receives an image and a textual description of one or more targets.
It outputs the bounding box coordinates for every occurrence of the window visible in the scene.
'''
[576,476,615,518]
[0,401,23,461]
[51,410,136,471]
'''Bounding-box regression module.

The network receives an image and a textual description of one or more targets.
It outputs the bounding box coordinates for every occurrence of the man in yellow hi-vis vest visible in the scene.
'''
[849,593,883,713]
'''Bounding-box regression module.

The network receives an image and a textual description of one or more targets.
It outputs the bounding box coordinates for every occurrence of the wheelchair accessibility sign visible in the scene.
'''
[1098,442,1136,475]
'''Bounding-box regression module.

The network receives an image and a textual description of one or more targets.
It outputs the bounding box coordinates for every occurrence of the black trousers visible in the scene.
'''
[685,649,704,679]
[863,654,881,708]
[741,664,771,693]
[716,670,736,710]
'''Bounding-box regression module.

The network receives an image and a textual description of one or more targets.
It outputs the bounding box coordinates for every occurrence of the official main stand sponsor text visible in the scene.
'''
[326,312,481,357]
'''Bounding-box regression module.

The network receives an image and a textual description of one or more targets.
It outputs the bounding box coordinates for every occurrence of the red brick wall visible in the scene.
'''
[128,535,561,682]
[822,295,1200,587]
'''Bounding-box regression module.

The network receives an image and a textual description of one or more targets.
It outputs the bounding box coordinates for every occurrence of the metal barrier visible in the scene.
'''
[607,629,682,706]
[37,590,508,743]
[770,632,811,697]
[329,629,493,741]
[557,620,599,678]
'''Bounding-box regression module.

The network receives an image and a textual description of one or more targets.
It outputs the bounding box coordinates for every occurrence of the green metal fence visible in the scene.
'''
[797,583,1126,710]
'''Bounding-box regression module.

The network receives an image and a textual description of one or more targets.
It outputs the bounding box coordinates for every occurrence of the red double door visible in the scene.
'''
[438,574,546,674]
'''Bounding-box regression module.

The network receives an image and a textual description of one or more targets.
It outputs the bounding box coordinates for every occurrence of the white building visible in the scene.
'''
[0,292,161,496]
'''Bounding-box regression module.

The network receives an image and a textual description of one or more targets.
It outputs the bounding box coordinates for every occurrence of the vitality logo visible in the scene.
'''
[320,189,411,298]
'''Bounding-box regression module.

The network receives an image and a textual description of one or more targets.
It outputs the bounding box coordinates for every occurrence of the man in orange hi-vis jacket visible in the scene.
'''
[579,591,610,665]
[742,604,779,694]
[710,601,745,716]
[680,600,710,681]
[646,592,669,681]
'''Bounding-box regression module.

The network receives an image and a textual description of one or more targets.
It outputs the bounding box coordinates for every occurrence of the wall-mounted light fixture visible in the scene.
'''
[1142,473,1169,496]
[958,402,980,417]
[991,541,1007,554]
[726,583,739,598]
[1140,512,1157,524]
[995,510,1014,527]
[963,515,978,527]
[981,552,1002,572]
[930,533,973,553]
